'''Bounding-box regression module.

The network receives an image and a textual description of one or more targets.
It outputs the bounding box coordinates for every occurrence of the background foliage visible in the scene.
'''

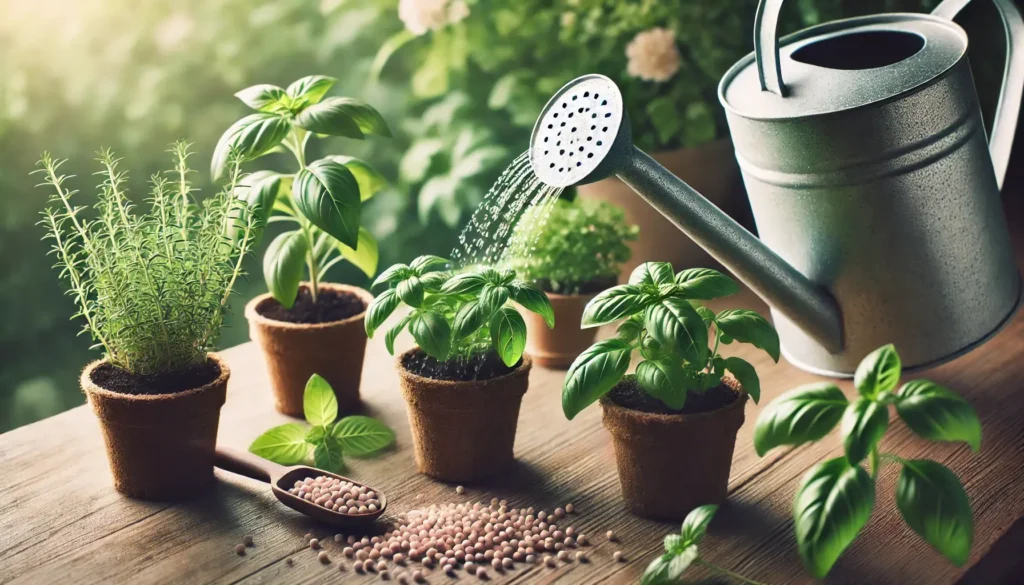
[0,0,1007,431]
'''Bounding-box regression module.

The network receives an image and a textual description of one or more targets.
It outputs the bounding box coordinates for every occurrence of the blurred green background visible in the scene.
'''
[1,0,1012,431]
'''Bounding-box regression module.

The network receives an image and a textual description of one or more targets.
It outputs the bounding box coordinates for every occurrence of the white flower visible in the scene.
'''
[625,27,681,83]
[398,0,470,36]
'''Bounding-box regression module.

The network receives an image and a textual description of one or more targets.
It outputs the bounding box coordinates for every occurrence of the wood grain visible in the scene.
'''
[3,213,1024,585]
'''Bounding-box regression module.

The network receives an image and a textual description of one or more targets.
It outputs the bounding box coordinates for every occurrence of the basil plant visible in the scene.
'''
[562,262,779,420]
[214,75,391,308]
[755,344,982,578]
[365,256,554,367]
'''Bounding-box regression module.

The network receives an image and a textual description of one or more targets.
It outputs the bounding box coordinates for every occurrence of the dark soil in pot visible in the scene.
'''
[82,355,230,501]
[401,350,518,381]
[523,276,616,370]
[397,348,532,483]
[246,283,373,417]
[607,376,739,414]
[601,376,747,521]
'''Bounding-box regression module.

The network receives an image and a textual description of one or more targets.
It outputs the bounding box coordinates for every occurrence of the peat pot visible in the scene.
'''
[246,283,373,417]
[82,354,230,500]
[396,349,532,482]
[523,292,599,369]
[601,378,747,521]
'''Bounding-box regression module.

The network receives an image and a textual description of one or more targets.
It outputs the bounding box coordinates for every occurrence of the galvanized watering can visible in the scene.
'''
[529,0,1024,376]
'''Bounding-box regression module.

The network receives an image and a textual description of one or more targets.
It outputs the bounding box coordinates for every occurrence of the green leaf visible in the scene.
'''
[286,75,336,105]
[794,457,875,579]
[385,315,411,356]
[263,230,308,309]
[753,383,848,456]
[896,380,981,452]
[410,255,450,274]
[479,284,510,315]
[331,416,395,456]
[313,436,344,472]
[304,374,338,426]
[562,338,633,419]
[715,309,780,362]
[674,268,738,299]
[681,504,718,545]
[645,298,708,365]
[249,423,309,465]
[510,283,554,328]
[629,262,675,286]
[234,84,287,112]
[722,356,760,404]
[617,315,644,342]
[896,459,973,566]
[306,425,326,444]
[581,285,647,327]
[636,359,689,410]
[294,97,392,139]
[411,312,451,360]
[337,227,379,278]
[440,272,487,295]
[453,300,487,340]
[840,398,889,465]
[212,113,291,180]
[695,305,715,327]
[294,158,361,248]
[641,548,698,585]
[419,271,450,292]
[397,276,425,308]
[365,288,399,338]
[491,307,527,367]
[325,155,388,201]
[234,170,282,230]
[854,344,902,397]
[372,263,412,289]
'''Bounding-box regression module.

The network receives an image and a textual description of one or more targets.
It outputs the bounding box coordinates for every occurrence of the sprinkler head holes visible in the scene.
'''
[529,74,628,188]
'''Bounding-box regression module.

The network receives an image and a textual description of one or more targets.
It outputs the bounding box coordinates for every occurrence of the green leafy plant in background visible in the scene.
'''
[215,75,391,308]
[642,505,764,585]
[754,344,981,578]
[365,256,554,367]
[38,142,257,374]
[562,262,778,419]
[506,197,638,295]
[250,374,395,471]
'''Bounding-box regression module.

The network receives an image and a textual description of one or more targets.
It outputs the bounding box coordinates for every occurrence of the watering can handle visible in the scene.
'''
[755,0,1024,189]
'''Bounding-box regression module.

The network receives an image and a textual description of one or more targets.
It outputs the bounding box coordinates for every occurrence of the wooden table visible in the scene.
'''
[4,237,1024,585]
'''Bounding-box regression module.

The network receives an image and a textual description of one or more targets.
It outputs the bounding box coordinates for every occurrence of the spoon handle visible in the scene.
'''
[215,446,286,483]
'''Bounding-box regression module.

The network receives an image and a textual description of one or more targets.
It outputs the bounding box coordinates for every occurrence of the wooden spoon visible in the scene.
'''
[215,447,387,527]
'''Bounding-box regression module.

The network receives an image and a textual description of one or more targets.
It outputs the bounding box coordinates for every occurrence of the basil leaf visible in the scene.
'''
[616,315,644,342]
[325,155,387,201]
[305,425,326,444]
[715,309,780,362]
[411,312,451,360]
[304,374,338,426]
[645,298,708,365]
[295,96,392,139]
[286,75,336,105]
[681,504,718,545]
[510,282,554,328]
[840,397,889,465]
[636,359,689,410]
[629,261,675,286]
[211,113,291,181]
[419,271,451,292]
[695,305,715,327]
[409,255,450,274]
[794,457,875,579]
[722,356,760,404]
[641,548,698,585]
[337,226,379,278]
[479,284,510,315]
[385,315,412,355]
[294,158,361,248]
[249,423,308,465]
[896,380,981,452]
[490,307,527,367]
[331,416,395,456]
[854,344,902,397]
[453,300,487,340]
[263,230,308,309]
[562,338,632,419]
[673,268,738,299]
[231,171,281,239]
[397,276,425,308]
[581,285,647,327]
[440,272,487,295]
[896,459,973,566]
[372,263,412,290]
[753,382,848,456]
[313,436,344,472]
[234,84,287,112]
[365,288,399,338]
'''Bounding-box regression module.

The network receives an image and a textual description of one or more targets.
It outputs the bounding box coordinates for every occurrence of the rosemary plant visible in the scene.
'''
[38,143,258,375]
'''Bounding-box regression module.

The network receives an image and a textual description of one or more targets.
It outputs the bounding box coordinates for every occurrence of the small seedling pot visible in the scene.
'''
[81,354,230,501]
[523,292,599,369]
[600,377,748,521]
[246,283,373,417]
[396,349,532,482]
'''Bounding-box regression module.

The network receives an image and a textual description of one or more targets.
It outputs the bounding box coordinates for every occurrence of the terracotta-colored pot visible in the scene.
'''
[396,349,532,482]
[82,354,230,501]
[523,292,599,369]
[246,283,373,417]
[600,377,747,521]
[577,139,747,279]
